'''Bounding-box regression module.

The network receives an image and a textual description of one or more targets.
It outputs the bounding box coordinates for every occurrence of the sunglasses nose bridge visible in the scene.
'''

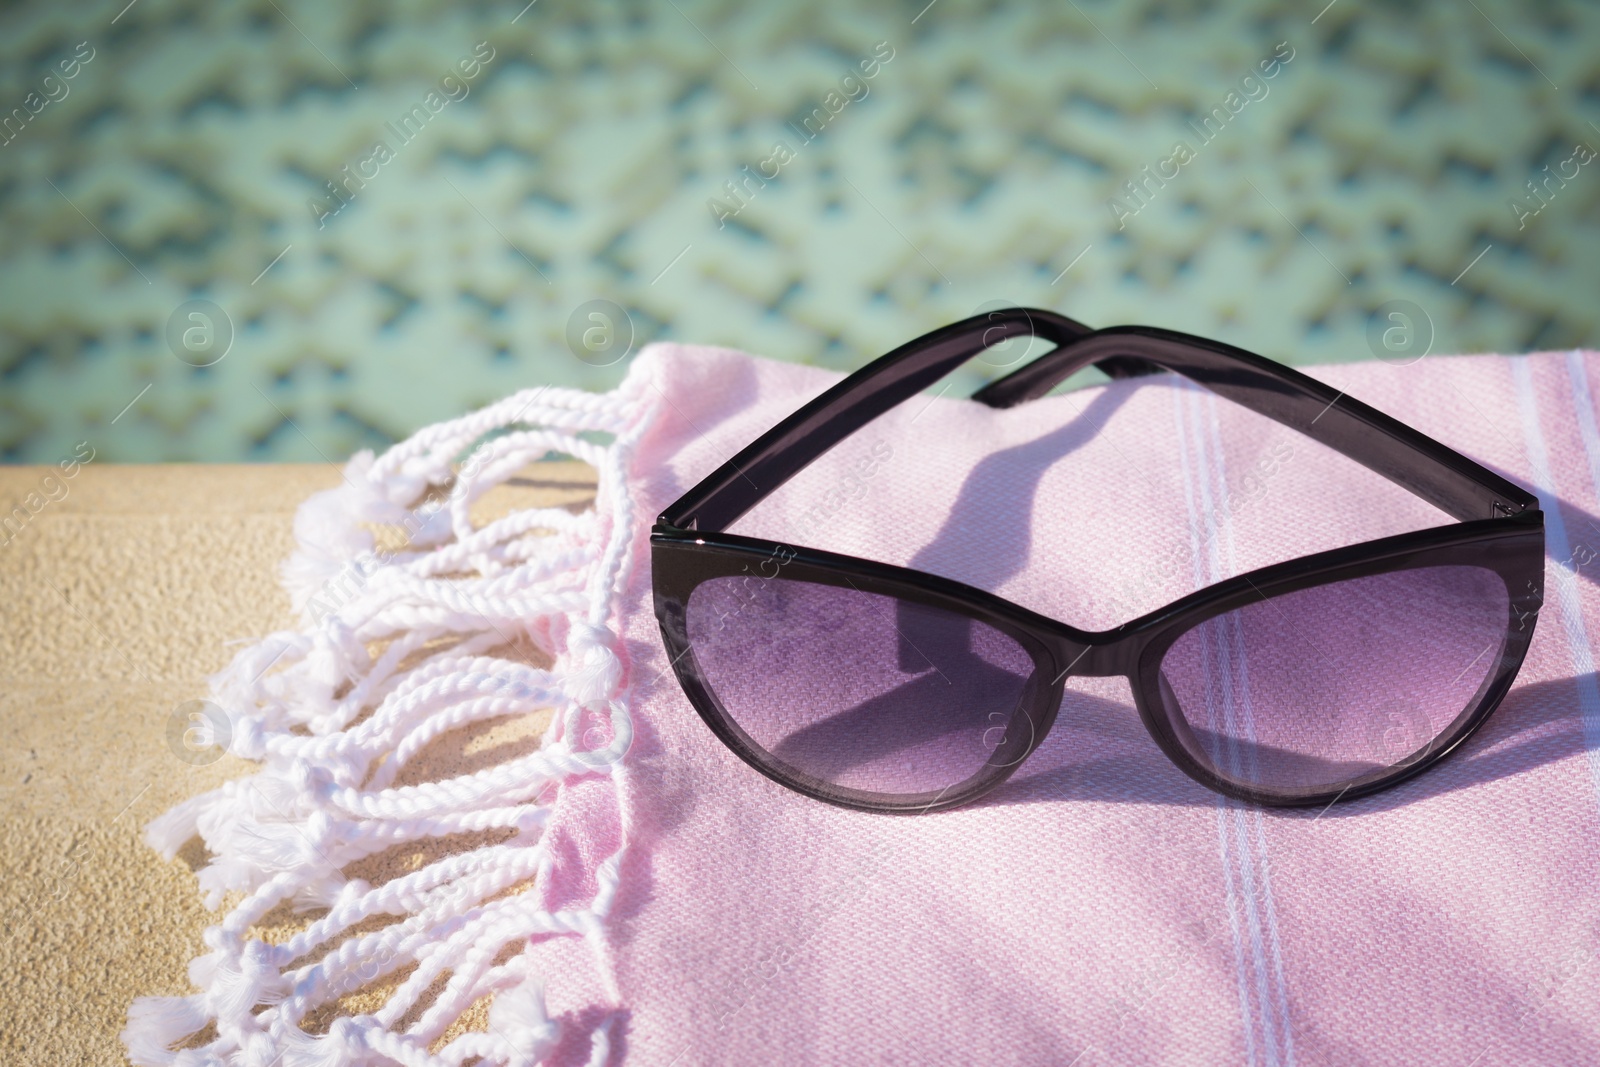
[1045,629,1141,683]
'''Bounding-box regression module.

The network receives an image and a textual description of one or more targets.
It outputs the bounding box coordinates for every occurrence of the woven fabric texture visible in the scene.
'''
[599,342,1600,1066]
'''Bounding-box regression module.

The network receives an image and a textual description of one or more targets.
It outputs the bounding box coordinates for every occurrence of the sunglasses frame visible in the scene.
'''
[650,309,1546,812]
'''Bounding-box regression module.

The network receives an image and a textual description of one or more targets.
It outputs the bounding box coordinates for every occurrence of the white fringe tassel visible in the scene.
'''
[123,360,663,1067]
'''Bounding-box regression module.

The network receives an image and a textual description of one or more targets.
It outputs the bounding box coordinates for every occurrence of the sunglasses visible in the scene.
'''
[650,309,1545,812]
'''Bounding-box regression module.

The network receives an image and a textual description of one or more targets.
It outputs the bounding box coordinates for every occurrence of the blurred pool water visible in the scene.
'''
[0,0,1595,462]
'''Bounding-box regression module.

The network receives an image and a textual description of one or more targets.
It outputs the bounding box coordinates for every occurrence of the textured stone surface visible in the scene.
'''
[0,460,595,1062]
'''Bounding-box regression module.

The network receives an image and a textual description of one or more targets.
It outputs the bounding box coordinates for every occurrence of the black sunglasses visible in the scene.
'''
[650,309,1545,813]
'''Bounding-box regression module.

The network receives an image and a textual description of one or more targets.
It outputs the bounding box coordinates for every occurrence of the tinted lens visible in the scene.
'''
[1157,565,1509,794]
[685,575,1039,799]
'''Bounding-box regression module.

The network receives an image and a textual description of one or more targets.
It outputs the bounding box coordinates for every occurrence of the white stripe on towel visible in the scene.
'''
[1172,380,1296,1067]
[1516,355,1600,801]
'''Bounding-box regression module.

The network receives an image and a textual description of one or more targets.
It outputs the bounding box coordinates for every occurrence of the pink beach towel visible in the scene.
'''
[129,342,1600,1067]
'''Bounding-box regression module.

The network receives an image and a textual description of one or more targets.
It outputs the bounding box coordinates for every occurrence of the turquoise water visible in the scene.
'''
[1,0,1596,462]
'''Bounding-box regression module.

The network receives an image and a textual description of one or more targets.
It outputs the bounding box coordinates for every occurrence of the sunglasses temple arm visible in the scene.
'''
[663,308,1534,534]
[660,308,1094,533]
[974,324,1536,522]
